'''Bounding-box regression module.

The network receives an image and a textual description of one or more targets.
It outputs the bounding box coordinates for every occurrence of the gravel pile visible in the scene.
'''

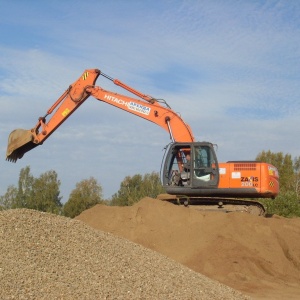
[0,209,250,299]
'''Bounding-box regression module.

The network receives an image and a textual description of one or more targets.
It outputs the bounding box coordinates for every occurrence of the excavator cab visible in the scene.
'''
[162,142,219,196]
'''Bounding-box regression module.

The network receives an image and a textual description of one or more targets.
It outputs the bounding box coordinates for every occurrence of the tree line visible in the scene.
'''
[1,151,299,218]
[0,166,164,218]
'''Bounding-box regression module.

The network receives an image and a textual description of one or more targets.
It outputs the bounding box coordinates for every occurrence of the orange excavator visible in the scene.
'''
[6,69,279,215]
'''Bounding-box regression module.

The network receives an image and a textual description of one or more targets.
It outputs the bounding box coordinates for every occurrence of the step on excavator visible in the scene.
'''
[6,69,279,216]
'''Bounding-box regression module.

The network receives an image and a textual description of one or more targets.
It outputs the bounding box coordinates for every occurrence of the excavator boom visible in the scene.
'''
[6,69,194,162]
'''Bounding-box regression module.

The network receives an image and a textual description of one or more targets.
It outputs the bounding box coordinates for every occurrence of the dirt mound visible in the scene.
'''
[76,197,300,300]
[0,208,249,300]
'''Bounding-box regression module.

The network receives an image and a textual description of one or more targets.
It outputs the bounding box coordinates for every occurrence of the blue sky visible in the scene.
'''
[1,0,299,201]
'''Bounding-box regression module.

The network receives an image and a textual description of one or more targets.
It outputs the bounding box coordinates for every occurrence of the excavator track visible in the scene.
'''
[157,194,266,216]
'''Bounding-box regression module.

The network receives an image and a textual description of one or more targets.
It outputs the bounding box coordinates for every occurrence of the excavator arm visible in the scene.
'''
[6,69,194,162]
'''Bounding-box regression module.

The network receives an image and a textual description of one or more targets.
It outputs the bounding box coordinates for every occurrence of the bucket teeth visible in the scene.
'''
[6,152,20,163]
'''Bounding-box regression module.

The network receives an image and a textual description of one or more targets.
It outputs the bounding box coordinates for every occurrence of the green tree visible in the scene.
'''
[293,156,300,198]
[15,166,35,208]
[63,177,104,218]
[111,172,165,206]
[30,170,63,213]
[0,185,18,210]
[260,191,300,218]
[0,166,62,213]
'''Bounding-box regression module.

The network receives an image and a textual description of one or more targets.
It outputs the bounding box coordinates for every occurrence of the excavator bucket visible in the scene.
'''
[6,129,36,162]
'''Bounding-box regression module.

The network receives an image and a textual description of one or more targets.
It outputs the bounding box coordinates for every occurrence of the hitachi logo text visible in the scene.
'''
[104,95,128,106]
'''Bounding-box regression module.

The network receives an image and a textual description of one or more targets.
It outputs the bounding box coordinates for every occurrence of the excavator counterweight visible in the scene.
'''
[6,129,36,162]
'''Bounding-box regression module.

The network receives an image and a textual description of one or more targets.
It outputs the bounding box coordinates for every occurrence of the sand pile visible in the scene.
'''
[0,208,249,300]
[76,197,300,300]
